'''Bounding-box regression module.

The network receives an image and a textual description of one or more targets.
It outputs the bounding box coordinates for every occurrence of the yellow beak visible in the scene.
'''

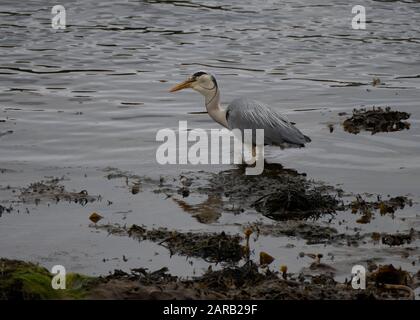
[169,79,194,92]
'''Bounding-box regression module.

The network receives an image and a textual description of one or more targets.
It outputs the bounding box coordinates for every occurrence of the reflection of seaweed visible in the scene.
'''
[172,195,222,224]
[157,164,342,223]
[343,107,410,134]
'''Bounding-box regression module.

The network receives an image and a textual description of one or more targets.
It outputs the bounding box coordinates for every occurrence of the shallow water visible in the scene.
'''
[1,0,419,280]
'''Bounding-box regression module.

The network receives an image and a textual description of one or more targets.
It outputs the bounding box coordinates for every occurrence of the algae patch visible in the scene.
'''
[0,259,96,300]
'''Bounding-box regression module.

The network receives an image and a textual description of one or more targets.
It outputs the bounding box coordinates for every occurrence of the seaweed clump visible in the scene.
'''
[380,229,416,246]
[129,225,243,263]
[253,184,340,221]
[95,224,244,263]
[243,221,364,245]
[350,195,411,224]
[19,178,101,205]
[343,107,410,134]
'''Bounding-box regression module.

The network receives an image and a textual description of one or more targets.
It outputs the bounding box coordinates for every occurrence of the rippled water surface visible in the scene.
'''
[1,0,419,278]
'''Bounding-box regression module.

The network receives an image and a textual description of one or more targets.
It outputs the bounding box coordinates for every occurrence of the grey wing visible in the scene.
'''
[226,98,311,147]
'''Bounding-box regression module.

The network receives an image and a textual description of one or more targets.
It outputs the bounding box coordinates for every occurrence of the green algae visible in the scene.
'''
[0,259,96,300]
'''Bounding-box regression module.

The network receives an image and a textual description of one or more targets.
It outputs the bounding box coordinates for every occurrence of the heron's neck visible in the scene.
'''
[204,88,228,128]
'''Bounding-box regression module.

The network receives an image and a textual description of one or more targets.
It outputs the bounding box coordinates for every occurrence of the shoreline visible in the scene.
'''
[1,257,417,300]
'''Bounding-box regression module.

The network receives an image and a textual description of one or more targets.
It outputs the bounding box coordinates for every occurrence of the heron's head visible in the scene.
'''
[169,71,218,96]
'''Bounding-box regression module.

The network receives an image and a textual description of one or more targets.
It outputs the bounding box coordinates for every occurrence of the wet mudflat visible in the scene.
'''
[1,0,420,299]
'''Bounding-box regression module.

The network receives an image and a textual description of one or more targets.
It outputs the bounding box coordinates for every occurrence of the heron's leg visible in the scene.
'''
[250,145,264,166]
[242,144,256,165]
[233,138,244,163]
[242,144,265,175]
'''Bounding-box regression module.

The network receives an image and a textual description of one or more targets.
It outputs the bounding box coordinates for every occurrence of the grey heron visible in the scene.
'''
[169,71,311,157]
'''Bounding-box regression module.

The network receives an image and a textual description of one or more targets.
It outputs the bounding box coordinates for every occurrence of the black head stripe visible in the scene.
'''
[192,71,218,89]
[210,74,218,88]
[193,71,207,78]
